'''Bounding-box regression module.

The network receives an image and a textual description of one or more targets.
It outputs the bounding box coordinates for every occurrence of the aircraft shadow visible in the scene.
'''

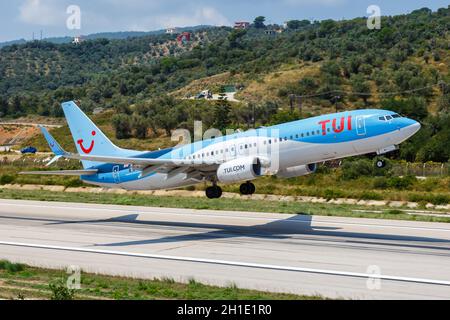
[39,213,450,252]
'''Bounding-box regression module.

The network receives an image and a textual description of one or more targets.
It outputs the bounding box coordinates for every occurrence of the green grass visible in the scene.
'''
[0,188,449,223]
[0,260,321,300]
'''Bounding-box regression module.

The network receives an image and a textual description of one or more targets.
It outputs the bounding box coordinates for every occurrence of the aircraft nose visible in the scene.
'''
[402,118,421,137]
[408,119,421,134]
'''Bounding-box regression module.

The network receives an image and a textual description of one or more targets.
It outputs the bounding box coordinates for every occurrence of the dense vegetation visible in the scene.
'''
[0,6,449,162]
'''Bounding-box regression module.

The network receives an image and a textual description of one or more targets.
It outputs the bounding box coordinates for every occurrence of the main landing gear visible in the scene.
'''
[206,185,223,199]
[205,182,256,199]
[240,182,256,196]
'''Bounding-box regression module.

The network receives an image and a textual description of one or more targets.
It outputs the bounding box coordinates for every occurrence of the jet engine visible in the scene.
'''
[276,163,317,179]
[217,157,262,184]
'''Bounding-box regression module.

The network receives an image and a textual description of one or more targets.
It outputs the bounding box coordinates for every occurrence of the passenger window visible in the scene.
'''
[295,134,299,139]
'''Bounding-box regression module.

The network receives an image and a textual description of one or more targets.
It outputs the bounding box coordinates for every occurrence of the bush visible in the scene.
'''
[341,159,374,180]
[49,279,75,300]
[359,191,383,200]
[407,193,450,205]
[0,174,15,185]
[0,260,25,273]
[372,177,388,189]
[323,188,345,200]
[387,176,417,190]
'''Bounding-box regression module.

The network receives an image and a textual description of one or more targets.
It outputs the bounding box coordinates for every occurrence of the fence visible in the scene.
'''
[391,162,449,177]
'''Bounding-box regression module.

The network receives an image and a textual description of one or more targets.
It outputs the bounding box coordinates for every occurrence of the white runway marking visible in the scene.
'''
[1,240,450,286]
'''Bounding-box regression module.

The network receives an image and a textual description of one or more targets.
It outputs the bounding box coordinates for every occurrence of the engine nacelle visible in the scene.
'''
[217,157,262,184]
[276,163,317,179]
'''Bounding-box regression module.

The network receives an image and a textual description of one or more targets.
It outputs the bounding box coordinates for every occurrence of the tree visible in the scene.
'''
[253,16,266,29]
[112,114,132,139]
[228,29,247,48]
[350,74,371,105]
[119,82,128,96]
[132,115,148,139]
[286,20,310,30]
[213,102,231,131]
[0,96,8,117]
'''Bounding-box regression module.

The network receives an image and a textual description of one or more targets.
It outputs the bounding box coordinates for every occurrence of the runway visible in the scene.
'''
[0,199,450,299]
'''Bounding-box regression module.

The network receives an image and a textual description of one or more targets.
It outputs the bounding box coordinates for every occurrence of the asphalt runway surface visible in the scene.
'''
[0,199,449,299]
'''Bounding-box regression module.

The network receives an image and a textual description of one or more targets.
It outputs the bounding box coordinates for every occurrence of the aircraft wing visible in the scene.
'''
[65,153,221,168]
[19,169,98,176]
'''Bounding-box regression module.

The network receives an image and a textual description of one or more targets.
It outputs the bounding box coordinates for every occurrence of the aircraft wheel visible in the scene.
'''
[248,182,256,195]
[206,187,216,199]
[215,186,223,198]
[240,182,255,195]
[206,186,222,199]
[375,159,386,169]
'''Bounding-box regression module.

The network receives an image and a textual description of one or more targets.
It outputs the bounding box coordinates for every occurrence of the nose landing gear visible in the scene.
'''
[240,182,256,195]
[375,159,387,169]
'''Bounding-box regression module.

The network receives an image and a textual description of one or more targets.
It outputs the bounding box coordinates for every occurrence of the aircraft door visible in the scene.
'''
[356,116,366,136]
[112,166,120,184]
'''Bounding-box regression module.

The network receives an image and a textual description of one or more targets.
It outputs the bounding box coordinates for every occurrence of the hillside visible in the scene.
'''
[0,6,449,162]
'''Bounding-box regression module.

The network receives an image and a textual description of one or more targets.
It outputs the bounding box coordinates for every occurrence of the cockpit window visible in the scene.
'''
[392,114,401,118]
[386,115,393,120]
[379,117,386,121]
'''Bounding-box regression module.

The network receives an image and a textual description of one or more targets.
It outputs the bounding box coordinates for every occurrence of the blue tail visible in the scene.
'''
[39,126,65,156]
[61,101,136,169]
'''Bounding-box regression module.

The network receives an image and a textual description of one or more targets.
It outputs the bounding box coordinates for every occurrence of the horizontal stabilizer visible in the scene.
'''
[19,169,98,176]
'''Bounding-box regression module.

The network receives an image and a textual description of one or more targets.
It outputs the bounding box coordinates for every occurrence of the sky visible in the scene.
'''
[0,0,448,42]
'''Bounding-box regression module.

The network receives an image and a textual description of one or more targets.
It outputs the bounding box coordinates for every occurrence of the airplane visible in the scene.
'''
[21,101,421,199]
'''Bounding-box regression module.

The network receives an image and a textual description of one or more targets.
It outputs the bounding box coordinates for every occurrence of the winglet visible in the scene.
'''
[39,125,67,166]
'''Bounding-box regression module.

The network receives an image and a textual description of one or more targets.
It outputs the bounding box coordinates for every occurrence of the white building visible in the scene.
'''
[73,36,83,44]
[166,28,178,35]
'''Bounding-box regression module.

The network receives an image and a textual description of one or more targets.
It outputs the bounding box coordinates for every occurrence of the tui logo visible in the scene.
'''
[77,131,96,154]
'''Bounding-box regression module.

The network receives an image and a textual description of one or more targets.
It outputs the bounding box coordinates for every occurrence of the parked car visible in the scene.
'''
[21,146,37,154]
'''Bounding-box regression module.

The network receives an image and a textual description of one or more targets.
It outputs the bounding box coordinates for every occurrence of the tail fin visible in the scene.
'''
[61,101,134,169]
[39,125,67,166]
[40,125,65,156]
